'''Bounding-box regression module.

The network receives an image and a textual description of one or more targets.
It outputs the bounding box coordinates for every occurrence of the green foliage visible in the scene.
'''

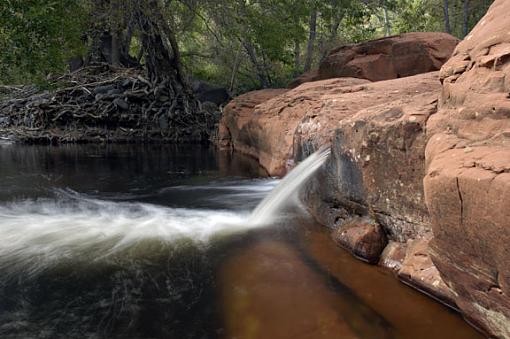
[392,0,443,33]
[0,0,88,85]
[0,0,495,91]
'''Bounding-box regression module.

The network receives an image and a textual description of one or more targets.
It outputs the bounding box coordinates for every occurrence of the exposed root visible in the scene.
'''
[0,64,219,144]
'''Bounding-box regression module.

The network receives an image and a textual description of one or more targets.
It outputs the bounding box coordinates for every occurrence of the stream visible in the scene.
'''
[0,143,481,339]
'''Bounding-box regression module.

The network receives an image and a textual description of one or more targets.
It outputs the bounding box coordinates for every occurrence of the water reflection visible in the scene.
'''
[217,219,482,339]
[219,238,392,339]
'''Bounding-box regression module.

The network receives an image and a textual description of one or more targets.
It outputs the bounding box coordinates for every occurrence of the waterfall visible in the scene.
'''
[248,147,330,226]
[0,147,329,274]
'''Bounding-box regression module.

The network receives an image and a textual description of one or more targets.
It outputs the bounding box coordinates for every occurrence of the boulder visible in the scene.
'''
[379,241,407,273]
[423,0,510,336]
[331,217,387,264]
[218,88,288,154]
[68,57,84,72]
[318,32,458,82]
[288,70,321,89]
[192,81,231,106]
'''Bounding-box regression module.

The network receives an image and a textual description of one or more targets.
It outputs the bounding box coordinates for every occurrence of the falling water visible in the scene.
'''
[248,147,331,225]
[0,147,329,276]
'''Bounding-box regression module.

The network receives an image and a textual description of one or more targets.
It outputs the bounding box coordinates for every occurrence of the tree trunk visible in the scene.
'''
[463,0,470,37]
[87,0,138,68]
[135,1,184,83]
[133,0,213,141]
[134,0,200,118]
[229,45,242,93]
[110,31,121,67]
[321,2,343,61]
[242,40,270,88]
[294,40,301,74]
[304,8,317,72]
[443,0,451,34]
[383,2,391,37]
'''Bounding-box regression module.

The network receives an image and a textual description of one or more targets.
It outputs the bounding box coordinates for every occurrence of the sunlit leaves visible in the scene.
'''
[0,0,87,84]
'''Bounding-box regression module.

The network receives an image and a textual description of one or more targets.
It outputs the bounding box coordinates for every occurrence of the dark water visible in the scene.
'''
[0,143,481,339]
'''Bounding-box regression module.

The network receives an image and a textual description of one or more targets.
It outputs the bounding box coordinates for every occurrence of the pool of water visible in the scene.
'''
[0,144,481,338]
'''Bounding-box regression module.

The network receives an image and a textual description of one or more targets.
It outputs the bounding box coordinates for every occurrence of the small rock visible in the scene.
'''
[113,98,129,110]
[331,217,388,264]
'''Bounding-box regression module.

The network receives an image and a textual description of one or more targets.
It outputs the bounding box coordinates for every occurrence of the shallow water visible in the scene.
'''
[0,144,481,338]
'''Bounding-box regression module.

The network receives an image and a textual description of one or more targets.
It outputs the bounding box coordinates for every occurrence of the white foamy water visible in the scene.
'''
[0,196,249,274]
[248,147,331,225]
[0,148,329,274]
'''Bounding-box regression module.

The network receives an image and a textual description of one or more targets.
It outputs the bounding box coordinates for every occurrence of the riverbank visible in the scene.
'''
[0,64,220,144]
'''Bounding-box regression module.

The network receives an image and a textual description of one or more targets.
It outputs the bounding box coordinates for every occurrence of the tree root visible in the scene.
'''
[0,64,218,144]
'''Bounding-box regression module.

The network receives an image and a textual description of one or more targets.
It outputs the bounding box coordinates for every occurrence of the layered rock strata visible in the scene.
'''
[423,0,510,336]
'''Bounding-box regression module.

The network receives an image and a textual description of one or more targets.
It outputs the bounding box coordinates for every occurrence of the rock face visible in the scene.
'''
[299,74,439,243]
[219,23,510,336]
[423,0,510,336]
[218,79,369,175]
[217,88,288,160]
[397,237,457,309]
[294,73,450,307]
[318,32,458,83]
[220,74,441,177]
[220,70,445,284]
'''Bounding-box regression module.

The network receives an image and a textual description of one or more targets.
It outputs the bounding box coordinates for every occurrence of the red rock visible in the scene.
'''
[217,88,288,155]
[379,241,407,273]
[331,217,387,264]
[221,72,442,177]
[423,0,510,336]
[299,73,440,244]
[288,70,320,88]
[218,78,369,175]
[220,70,458,313]
[398,237,457,310]
[219,21,510,333]
[318,32,458,82]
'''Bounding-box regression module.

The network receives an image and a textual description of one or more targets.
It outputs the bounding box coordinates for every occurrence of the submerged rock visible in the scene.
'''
[379,241,407,273]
